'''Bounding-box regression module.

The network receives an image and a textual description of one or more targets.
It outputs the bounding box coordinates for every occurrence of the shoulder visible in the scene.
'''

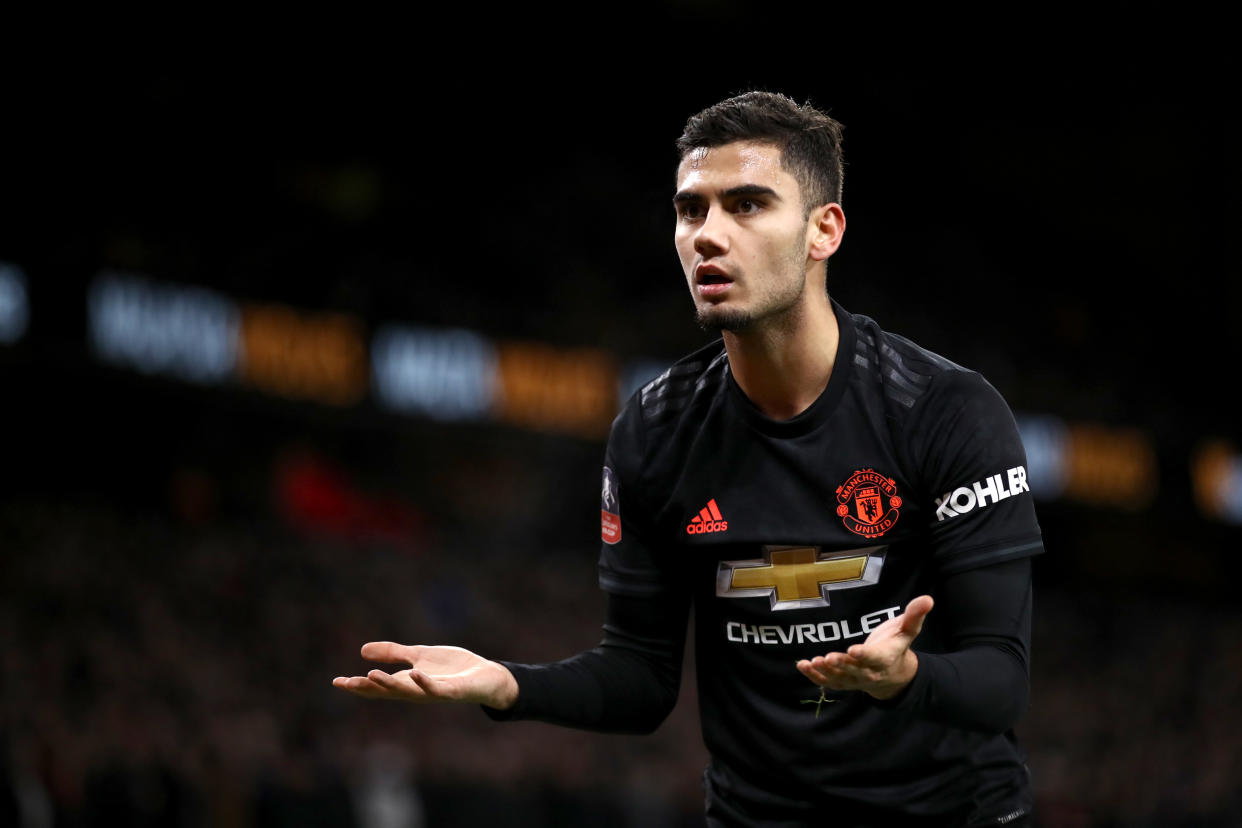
[606,339,730,474]
[625,339,730,431]
[839,306,1025,485]
[605,340,730,512]
[846,308,975,409]
[841,306,1011,427]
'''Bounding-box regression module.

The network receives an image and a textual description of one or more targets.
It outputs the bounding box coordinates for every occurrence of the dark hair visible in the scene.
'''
[677,91,844,213]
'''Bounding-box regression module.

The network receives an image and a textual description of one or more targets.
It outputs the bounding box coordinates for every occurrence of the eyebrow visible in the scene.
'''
[673,184,781,205]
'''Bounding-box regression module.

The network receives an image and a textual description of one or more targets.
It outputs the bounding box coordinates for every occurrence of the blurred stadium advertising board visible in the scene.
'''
[39,268,1229,523]
[0,261,30,344]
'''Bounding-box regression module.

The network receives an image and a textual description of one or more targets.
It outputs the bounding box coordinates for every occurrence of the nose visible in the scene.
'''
[694,207,728,258]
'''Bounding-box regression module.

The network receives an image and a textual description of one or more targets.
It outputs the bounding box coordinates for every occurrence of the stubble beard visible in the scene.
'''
[696,304,759,333]
[695,245,809,334]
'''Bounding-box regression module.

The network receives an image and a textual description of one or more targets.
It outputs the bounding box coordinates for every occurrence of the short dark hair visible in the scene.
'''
[677,91,845,213]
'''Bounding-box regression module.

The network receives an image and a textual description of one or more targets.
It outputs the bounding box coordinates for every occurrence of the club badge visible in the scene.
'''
[835,468,902,538]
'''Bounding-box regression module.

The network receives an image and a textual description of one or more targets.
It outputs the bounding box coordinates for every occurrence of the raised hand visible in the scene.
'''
[332,642,519,710]
[795,595,933,700]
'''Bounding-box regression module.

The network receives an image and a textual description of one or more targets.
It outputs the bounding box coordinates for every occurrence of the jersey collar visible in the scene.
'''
[725,298,856,438]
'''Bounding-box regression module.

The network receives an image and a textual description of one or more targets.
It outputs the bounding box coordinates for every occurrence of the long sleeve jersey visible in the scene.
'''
[490,300,1042,826]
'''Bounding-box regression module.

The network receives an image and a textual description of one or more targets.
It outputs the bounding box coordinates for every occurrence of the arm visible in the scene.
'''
[335,391,688,729]
[486,589,689,733]
[797,557,1032,733]
[797,366,1040,731]
[333,588,690,735]
[896,557,1032,732]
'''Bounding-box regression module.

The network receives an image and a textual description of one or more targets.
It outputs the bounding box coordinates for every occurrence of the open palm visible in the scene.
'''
[796,595,933,700]
[333,641,518,709]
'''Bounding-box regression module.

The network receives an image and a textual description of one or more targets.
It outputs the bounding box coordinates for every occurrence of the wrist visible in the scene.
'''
[486,663,520,710]
[866,649,918,701]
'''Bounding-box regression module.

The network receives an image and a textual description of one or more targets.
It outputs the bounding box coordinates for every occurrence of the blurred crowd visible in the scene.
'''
[0,499,706,827]
[3,495,1239,827]
[3,41,1239,828]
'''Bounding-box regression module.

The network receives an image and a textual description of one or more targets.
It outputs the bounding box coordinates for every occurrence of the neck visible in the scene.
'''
[723,291,840,421]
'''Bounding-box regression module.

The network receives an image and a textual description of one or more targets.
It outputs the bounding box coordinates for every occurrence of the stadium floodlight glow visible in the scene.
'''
[1015,414,1068,501]
[87,271,240,384]
[1017,415,1158,509]
[493,341,617,437]
[371,324,498,420]
[1193,442,1242,525]
[0,262,30,344]
[238,304,367,405]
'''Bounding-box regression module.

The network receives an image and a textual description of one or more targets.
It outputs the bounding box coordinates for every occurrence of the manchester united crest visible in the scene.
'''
[835,469,902,538]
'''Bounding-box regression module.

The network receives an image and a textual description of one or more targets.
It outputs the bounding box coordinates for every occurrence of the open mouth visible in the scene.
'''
[695,263,733,286]
[695,269,733,297]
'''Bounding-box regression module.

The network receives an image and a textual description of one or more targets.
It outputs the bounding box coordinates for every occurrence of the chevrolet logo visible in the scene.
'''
[716,545,887,610]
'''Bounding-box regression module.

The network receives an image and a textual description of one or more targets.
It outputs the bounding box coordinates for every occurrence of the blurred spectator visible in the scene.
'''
[3,492,1241,825]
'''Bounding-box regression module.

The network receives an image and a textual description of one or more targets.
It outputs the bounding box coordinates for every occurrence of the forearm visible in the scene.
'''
[484,591,688,734]
[492,647,677,734]
[894,640,1028,732]
[881,558,1033,732]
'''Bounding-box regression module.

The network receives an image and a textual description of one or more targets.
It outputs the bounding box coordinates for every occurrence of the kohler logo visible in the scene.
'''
[935,466,1030,522]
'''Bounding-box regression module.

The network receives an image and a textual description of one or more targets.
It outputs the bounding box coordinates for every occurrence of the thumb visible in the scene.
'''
[898,595,934,639]
[360,641,414,665]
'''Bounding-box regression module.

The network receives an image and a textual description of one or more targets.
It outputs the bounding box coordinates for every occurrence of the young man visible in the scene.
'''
[335,92,1042,827]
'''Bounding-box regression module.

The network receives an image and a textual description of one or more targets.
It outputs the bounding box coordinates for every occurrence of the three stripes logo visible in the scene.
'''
[686,498,728,535]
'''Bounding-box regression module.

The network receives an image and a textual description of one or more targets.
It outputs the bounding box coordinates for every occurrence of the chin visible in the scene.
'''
[696,306,754,333]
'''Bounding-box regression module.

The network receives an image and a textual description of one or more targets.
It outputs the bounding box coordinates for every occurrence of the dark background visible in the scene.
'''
[2,13,1239,826]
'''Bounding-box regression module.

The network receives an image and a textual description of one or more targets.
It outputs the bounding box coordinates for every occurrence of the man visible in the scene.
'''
[334,92,1041,827]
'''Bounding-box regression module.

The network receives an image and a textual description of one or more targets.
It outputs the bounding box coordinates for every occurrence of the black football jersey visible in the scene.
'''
[598,300,1043,822]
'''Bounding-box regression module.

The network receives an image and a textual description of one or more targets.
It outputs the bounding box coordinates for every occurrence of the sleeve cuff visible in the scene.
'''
[867,651,940,712]
[480,661,534,722]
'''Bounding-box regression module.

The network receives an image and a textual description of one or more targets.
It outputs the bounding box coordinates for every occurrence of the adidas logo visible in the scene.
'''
[686,498,728,535]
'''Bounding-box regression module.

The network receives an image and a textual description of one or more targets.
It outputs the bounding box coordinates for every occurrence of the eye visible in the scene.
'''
[676,203,705,221]
[735,198,761,215]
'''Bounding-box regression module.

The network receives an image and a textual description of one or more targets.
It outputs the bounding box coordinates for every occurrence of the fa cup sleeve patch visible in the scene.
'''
[601,465,621,544]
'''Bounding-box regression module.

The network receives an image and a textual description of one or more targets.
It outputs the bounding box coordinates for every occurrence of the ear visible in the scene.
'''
[808,203,846,262]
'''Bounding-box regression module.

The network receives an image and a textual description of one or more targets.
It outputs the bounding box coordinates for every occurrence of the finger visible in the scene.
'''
[801,656,849,686]
[332,675,390,698]
[796,659,825,684]
[845,644,882,669]
[360,641,414,665]
[408,668,456,700]
[812,665,860,691]
[819,652,864,672]
[899,595,934,638]
[366,668,414,694]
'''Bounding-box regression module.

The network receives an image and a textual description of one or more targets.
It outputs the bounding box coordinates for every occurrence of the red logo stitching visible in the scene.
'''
[686,498,728,534]
[835,469,901,538]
